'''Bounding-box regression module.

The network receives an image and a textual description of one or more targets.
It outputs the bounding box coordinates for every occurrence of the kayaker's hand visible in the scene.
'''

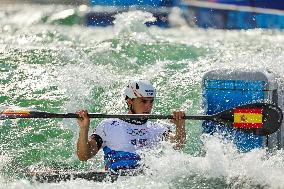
[170,111,185,127]
[77,110,90,130]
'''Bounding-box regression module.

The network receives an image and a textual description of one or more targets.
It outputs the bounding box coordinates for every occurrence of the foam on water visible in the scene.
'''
[1,3,284,189]
[113,10,156,42]
[3,136,284,189]
[139,135,284,189]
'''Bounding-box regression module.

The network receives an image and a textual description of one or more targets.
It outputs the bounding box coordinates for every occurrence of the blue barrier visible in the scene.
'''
[182,1,284,29]
[85,11,170,27]
[226,11,256,29]
[89,0,179,7]
[86,0,178,27]
[255,14,284,28]
[213,0,284,10]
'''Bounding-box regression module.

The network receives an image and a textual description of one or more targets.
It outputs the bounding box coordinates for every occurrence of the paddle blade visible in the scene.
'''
[215,103,283,136]
[0,106,33,120]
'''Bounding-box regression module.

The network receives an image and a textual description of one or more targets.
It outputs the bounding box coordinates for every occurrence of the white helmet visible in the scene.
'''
[124,80,156,99]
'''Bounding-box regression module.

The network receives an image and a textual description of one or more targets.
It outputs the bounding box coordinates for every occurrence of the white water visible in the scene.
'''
[1,3,284,189]
[3,137,284,189]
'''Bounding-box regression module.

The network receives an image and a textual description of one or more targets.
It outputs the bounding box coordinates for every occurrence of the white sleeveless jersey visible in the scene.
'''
[93,118,170,153]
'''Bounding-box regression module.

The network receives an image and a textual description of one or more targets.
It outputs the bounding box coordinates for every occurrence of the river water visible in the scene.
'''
[1,3,284,189]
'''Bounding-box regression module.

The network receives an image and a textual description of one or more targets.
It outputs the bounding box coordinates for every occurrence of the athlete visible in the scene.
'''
[76,80,186,173]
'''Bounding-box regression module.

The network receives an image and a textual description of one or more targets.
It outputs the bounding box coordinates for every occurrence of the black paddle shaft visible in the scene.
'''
[26,112,215,121]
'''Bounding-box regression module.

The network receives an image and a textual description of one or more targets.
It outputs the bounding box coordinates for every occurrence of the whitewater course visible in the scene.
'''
[1,3,284,189]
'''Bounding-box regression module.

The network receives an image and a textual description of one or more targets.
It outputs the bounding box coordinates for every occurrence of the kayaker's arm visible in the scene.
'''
[166,111,186,150]
[76,110,100,161]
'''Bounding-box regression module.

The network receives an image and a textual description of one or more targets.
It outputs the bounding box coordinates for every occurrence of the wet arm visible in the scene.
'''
[76,110,99,161]
[77,129,99,161]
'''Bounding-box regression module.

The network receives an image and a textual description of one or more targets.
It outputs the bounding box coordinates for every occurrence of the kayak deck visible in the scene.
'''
[30,171,119,183]
[27,168,143,183]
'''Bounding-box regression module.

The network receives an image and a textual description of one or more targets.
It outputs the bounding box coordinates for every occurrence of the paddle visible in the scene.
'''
[0,103,282,136]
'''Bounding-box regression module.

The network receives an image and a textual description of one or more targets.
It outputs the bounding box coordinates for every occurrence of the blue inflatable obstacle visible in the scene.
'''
[86,0,180,27]
[202,69,282,151]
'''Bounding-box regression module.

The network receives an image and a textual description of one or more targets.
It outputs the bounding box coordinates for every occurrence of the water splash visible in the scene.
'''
[140,134,284,189]
[113,10,156,42]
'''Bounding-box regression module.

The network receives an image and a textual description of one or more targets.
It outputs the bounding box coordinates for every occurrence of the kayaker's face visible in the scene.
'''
[128,97,154,114]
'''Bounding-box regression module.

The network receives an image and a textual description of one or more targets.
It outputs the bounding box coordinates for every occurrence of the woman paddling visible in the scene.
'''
[76,80,186,174]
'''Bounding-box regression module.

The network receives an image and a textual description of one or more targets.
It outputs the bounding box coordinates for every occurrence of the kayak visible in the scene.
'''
[27,169,143,183]
[31,171,119,183]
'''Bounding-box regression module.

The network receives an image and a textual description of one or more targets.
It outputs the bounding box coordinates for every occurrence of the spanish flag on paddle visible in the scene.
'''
[234,108,263,129]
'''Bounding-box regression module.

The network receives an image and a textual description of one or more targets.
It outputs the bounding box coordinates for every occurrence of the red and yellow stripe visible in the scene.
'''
[234,108,263,128]
[2,109,31,117]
